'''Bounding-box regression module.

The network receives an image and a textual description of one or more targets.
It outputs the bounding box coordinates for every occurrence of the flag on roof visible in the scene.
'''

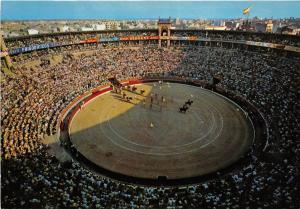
[243,6,252,15]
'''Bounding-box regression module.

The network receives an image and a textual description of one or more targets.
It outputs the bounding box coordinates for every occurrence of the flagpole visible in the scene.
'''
[242,6,252,30]
[248,11,250,30]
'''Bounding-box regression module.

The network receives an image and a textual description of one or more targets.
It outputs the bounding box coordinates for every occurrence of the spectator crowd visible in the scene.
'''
[1,39,300,209]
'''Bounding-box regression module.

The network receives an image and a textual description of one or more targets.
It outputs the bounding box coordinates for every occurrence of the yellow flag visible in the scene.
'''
[243,6,251,15]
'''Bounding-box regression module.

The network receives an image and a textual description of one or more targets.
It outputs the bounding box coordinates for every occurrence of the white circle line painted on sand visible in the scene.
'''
[100,111,224,156]
[105,96,222,149]
[99,91,226,155]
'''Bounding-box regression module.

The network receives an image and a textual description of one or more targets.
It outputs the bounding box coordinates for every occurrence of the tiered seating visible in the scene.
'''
[1,43,299,209]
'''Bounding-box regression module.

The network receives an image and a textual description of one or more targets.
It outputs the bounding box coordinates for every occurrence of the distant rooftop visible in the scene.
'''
[158,18,171,24]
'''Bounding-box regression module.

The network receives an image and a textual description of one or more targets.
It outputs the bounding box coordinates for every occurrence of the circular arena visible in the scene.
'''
[67,81,254,183]
[2,22,300,208]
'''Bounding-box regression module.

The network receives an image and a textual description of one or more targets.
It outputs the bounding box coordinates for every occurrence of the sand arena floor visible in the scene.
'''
[69,82,254,179]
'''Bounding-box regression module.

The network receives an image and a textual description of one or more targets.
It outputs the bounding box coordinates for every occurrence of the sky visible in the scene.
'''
[2,1,300,20]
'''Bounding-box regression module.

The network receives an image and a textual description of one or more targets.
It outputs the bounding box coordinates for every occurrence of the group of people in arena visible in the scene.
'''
[2,39,299,208]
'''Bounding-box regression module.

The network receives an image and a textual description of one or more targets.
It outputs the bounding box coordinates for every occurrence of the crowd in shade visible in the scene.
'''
[5,29,300,50]
[1,39,300,209]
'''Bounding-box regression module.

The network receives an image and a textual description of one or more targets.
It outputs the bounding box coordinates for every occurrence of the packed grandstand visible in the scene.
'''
[1,23,300,209]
